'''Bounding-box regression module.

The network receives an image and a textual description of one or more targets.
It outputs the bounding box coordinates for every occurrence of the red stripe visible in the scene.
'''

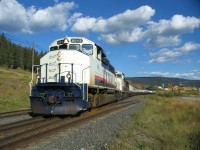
[95,75,116,88]
[95,75,106,82]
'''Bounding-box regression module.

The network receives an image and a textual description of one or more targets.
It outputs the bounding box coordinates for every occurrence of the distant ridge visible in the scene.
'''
[126,77,200,87]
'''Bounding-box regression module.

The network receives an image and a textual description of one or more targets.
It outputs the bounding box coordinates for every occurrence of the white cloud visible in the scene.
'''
[71,17,97,35]
[71,6,200,48]
[149,48,181,63]
[147,15,200,36]
[0,0,77,33]
[0,0,27,32]
[144,15,200,49]
[144,36,181,49]
[174,42,200,52]
[149,57,168,63]
[149,48,168,57]
[99,27,144,45]
[170,15,200,34]
[149,42,200,63]
[141,70,200,80]
[128,55,137,58]
[92,6,155,33]
[71,5,155,44]
[1,1,200,51]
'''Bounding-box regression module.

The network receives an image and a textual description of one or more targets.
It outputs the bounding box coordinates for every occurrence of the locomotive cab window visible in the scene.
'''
[69,44,80,51]
[59,44,67,49]
[82,44,93,55]
[96,45,103,61]
[116,74,122,78]
[50,46,58,51]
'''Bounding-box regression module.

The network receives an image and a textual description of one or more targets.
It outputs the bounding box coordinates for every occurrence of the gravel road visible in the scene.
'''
[15,95,144,150]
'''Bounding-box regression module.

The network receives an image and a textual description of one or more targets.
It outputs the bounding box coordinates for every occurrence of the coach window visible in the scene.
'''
[82,44,93,55]
[69,44,80,51]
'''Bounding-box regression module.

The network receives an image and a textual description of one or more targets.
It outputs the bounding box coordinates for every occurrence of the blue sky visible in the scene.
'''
[0,0,200,80]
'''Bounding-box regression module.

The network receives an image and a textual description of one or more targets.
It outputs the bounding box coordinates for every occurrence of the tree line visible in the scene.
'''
[0,33,45,71]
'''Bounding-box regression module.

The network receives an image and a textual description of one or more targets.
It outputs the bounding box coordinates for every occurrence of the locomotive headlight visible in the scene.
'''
[57,56,61,61]
[66,72,71,79]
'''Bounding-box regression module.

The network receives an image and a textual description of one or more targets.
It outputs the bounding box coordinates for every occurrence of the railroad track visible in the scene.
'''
[0,116,56,138]
[0,98,141,150]
[0,109,30,119]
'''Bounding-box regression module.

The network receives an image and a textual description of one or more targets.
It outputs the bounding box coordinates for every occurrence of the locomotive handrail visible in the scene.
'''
[82,66,90,83]
[82,66,90,101]
[29,64,40,95]
[39,63,48,83]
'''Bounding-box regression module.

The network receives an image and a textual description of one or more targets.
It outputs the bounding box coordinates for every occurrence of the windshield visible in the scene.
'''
[69,44,80,50]
[82,44,93,55]
[50,43,93,56]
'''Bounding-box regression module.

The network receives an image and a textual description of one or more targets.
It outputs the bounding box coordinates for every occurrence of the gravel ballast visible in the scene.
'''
[20,96,144,150]
[0,115,32,126]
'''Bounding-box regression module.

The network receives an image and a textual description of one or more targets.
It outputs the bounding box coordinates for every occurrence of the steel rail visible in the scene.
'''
[0,117,45,136]
[0,99,141,150]
[0,109,30,119]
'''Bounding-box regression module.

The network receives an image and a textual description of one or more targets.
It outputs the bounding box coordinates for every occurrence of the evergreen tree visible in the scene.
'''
[0,33,44,71]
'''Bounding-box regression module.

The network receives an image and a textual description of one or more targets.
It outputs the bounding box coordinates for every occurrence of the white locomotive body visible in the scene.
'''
[30,37,130,115]
[40,37,116,88]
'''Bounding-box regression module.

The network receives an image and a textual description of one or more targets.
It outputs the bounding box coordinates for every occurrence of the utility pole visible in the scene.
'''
[32,42,34,66]
[31,41,35,82]
[29,41,35,96]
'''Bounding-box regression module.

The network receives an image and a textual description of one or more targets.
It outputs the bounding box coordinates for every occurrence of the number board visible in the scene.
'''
[71,39,83,43]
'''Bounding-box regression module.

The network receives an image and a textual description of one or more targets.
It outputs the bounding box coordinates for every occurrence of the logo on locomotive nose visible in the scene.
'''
[57,51,64,61]
[57,51,61,56]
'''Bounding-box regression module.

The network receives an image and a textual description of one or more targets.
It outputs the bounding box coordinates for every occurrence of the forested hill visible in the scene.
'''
[126,77,200,87]
[0,33,45,71]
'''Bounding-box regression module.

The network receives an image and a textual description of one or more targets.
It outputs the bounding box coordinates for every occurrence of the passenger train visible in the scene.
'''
[30,37,138,115]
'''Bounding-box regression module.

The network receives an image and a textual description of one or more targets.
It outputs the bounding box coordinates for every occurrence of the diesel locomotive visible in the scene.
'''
[30,37,135,115]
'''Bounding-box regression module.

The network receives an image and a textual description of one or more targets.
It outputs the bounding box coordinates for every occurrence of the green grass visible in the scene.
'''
[157,90,200,97]
[0,67,32,112]
[108,93,200,150]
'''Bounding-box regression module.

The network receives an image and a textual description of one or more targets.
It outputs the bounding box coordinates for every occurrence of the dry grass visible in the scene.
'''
[0,67,32,111]
[108,94,200,150]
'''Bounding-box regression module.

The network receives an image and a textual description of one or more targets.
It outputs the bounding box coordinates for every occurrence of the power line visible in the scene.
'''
[0,31,46,51]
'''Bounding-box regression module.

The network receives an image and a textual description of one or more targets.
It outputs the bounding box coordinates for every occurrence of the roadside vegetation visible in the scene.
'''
[108,91,200,150]
[0,67,32,111]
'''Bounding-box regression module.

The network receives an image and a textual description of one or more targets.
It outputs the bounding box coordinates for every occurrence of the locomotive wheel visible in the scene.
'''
[114,91,121,101]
